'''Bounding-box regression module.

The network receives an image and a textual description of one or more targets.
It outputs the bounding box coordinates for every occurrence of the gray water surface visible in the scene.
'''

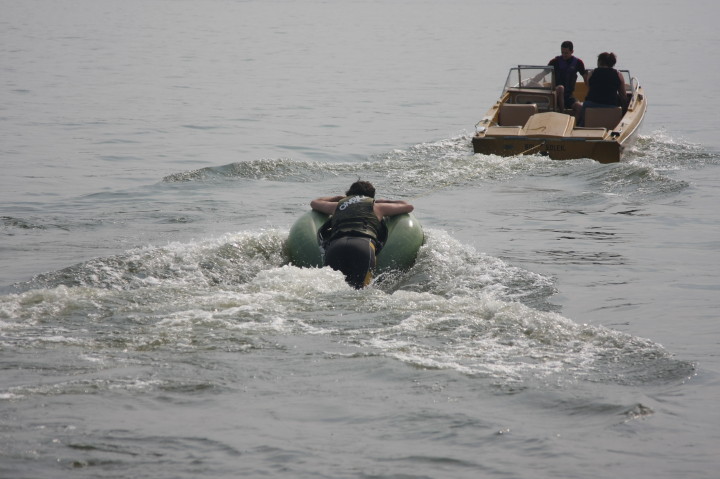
[2,1,719,478]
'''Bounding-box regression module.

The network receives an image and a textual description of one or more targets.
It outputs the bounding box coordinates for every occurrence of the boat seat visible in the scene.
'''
[485,126,523,136]
[513,92,556,111]
[584,107,622,129]
[498,103,538,127]
[523,112,575,137]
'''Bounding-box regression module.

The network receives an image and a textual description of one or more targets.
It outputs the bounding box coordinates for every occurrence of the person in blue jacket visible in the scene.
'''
[548,40,588,115]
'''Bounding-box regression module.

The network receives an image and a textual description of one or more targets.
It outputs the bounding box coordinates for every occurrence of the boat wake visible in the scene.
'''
[2,227,694,394]
[628,129,720,169]
[161,130,719,204]
[2,131,708,399]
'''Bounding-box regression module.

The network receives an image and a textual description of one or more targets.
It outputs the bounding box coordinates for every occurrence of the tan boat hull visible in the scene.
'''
[472,136,624,163]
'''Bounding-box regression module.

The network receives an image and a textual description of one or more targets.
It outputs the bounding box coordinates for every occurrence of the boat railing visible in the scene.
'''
[626,76,642,111]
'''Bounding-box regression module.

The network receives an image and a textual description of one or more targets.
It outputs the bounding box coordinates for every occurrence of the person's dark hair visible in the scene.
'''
[561,40,574,50]
[597,52,617,68]
[346,180,375,198]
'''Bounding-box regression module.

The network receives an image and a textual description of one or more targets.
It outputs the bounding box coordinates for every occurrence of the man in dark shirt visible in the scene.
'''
[548,41,588,115]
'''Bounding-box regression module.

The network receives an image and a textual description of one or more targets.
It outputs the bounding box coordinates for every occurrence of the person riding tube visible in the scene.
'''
[310,180,414,289]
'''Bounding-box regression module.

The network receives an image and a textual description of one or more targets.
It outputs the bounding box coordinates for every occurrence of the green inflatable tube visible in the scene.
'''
[285,210,424,273]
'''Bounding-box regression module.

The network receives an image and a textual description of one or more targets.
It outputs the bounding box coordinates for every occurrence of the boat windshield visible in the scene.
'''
[619,70,631,86]
[503,66,555,93]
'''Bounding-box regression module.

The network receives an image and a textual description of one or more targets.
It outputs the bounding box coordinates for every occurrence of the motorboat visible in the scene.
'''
[471,65,646,163]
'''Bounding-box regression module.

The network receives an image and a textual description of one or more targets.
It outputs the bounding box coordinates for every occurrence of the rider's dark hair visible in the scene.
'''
[346,180,376,198]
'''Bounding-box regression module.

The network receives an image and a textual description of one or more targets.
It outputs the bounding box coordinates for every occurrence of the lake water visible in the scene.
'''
[2,0,720,477]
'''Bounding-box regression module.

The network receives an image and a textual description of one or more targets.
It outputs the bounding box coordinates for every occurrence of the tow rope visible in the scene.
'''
[518,141,546,156]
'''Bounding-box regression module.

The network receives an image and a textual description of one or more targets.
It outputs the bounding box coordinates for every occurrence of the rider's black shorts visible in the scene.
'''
[323,236,377,289]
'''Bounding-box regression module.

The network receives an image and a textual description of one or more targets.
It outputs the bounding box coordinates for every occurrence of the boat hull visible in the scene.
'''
[285,210,424,273]
[472,135,624,163]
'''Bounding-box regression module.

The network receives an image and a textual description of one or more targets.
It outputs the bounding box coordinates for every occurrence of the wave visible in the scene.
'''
[627,129,720,169]
[4,132,708,396]
[16,229,289,291]
[1,228,694,394]
[160,132,718,203]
